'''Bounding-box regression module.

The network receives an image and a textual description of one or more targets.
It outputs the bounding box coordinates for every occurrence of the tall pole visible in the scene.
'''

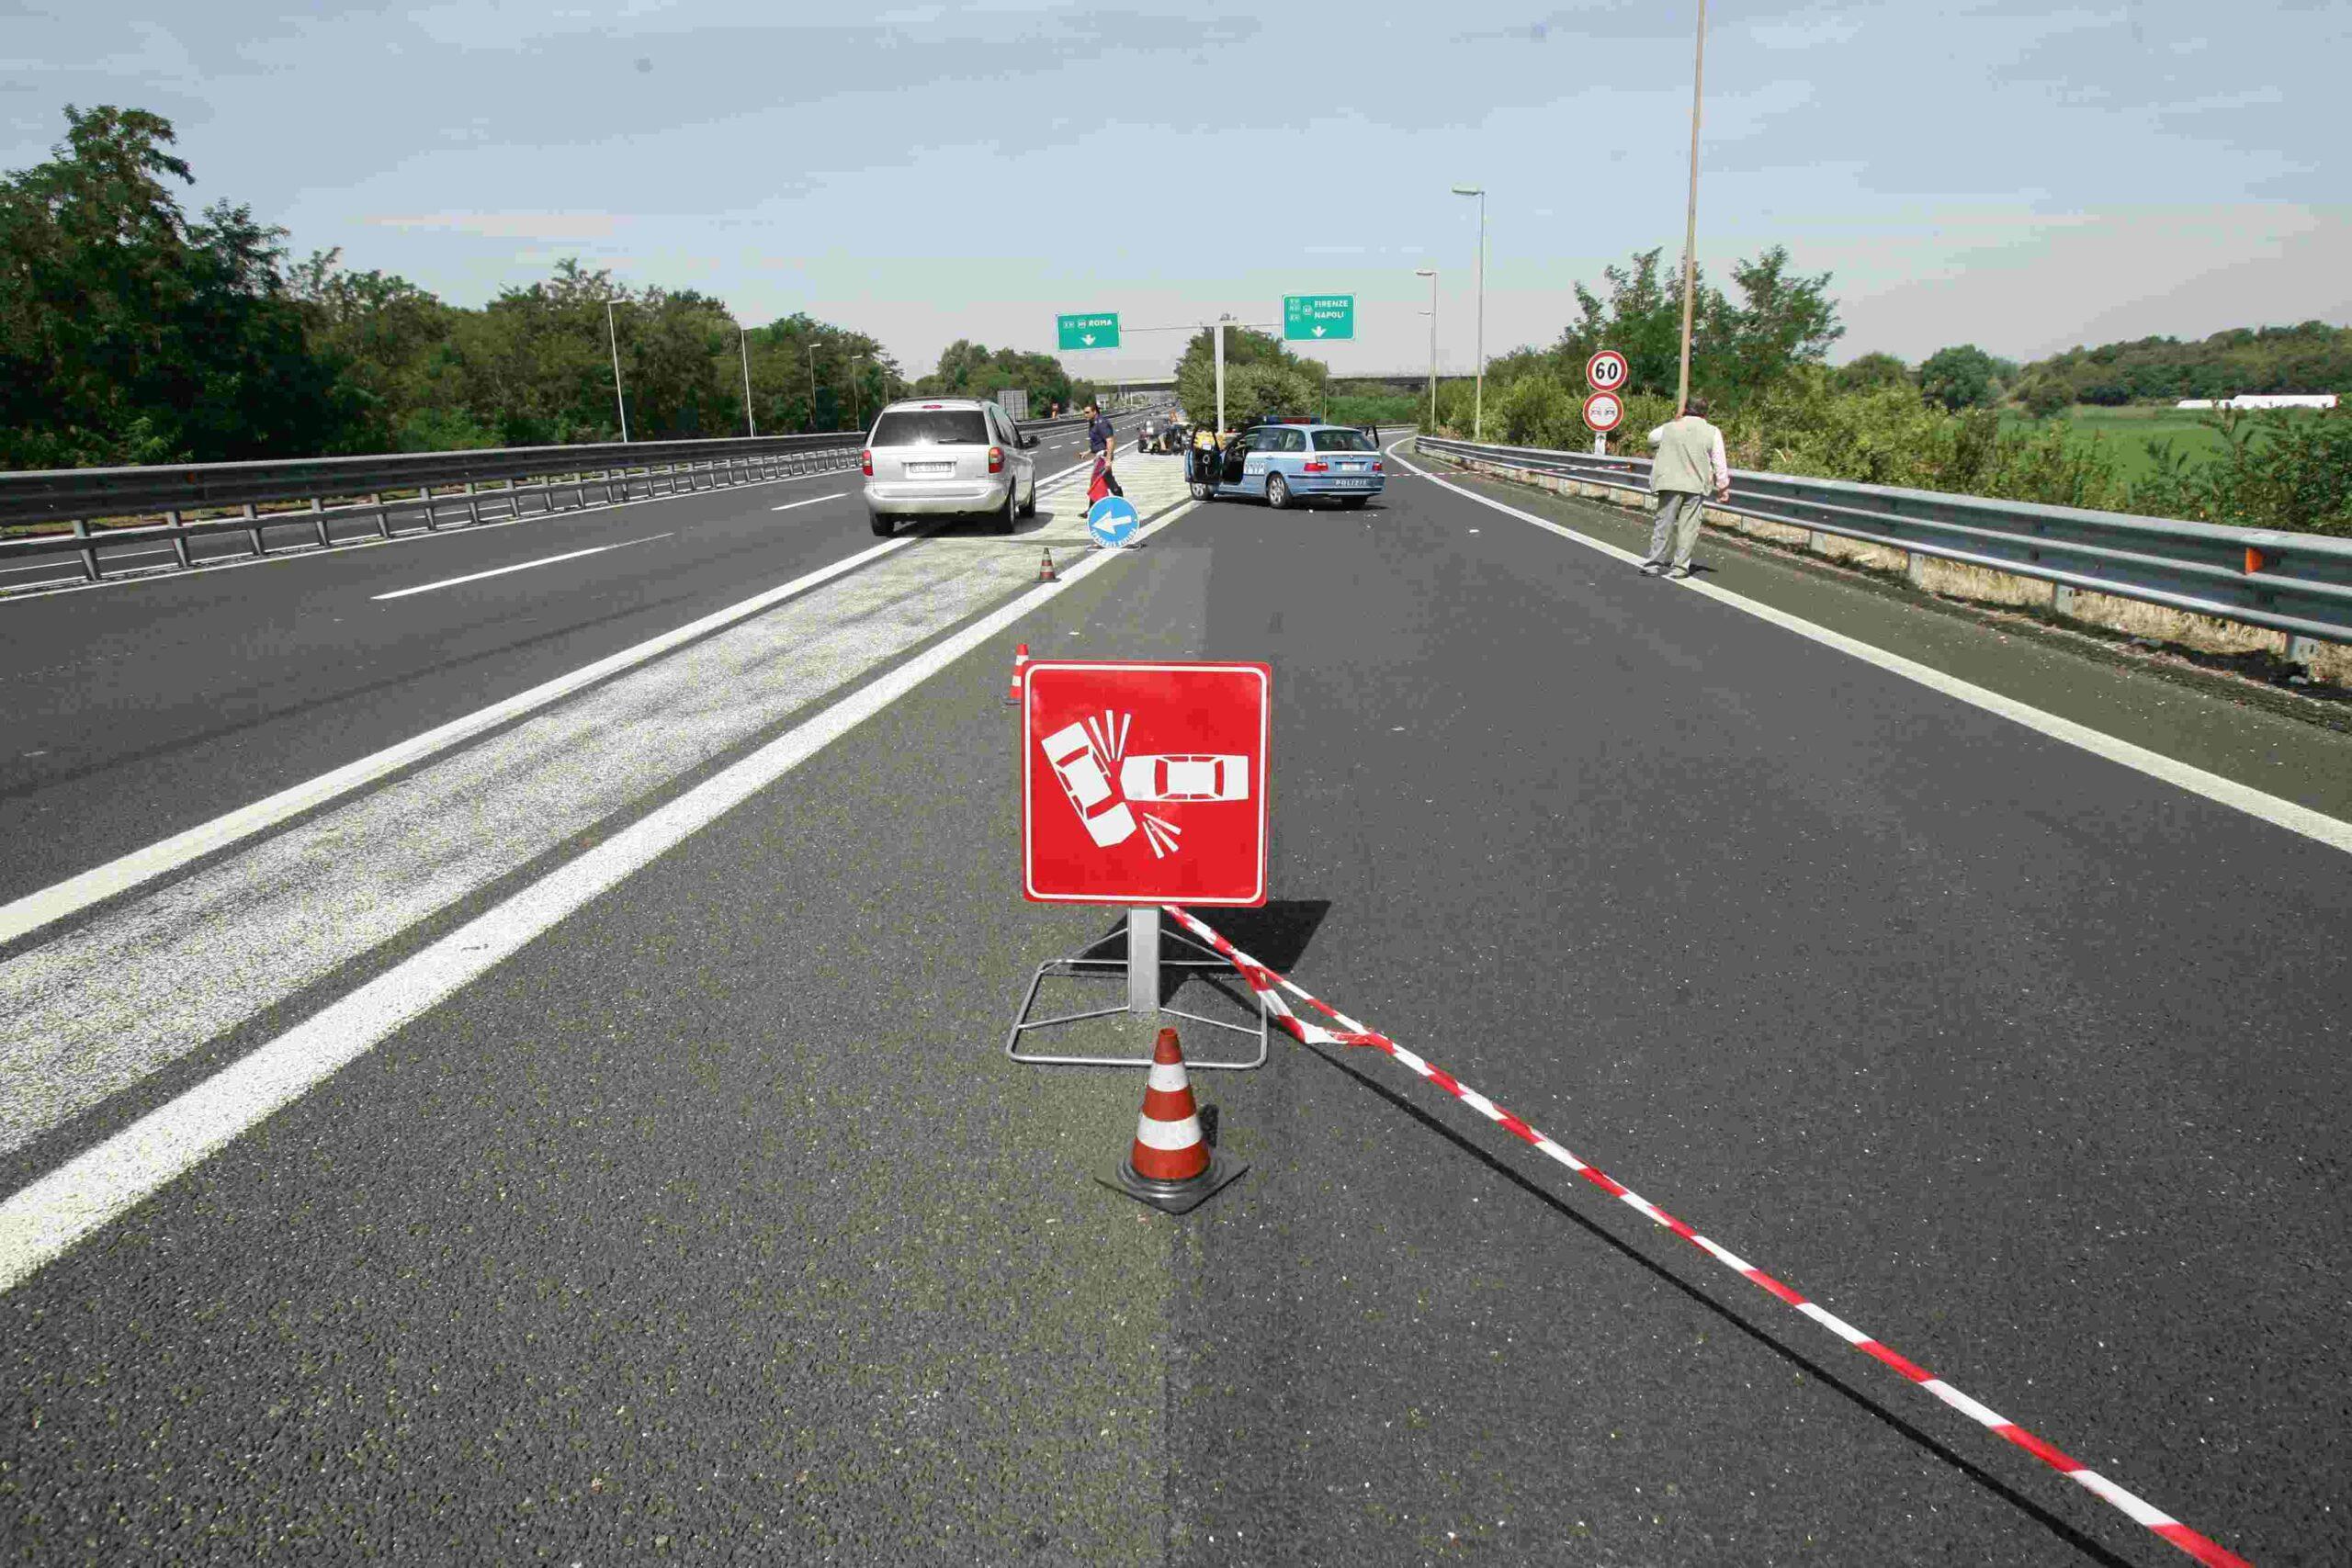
[1678,0,1708,415]
[1416,268,1438,429]
[740,322,757,437]
[605,299,629,444]
[1451,186,1487,442]
[805,344,820,433]
[1476,193,1486,442]
[1214,316,1228,440]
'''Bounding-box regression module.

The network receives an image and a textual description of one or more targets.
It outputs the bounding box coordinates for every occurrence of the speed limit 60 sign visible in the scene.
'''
[1582,390,1624,434]
[1587,349,1629,392]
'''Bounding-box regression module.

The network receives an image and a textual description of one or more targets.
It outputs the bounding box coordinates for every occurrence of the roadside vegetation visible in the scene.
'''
[0,106,1088,471]
[1425,245,2352,537]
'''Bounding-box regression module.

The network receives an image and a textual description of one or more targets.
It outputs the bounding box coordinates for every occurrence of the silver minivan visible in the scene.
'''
[862,398,1038,536]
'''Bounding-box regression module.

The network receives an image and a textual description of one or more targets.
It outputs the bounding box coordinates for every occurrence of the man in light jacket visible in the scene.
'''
[1640,395,1732,580]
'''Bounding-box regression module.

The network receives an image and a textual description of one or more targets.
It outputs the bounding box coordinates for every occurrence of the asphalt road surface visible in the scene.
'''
[2,440,2344,1566]
[0,410,1157,901]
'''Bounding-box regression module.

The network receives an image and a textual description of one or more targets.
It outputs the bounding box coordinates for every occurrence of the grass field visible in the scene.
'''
[2001,404,2330,484]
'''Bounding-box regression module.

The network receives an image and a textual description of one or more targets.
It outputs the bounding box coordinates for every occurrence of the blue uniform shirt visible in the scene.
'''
[1088,413,1114,455]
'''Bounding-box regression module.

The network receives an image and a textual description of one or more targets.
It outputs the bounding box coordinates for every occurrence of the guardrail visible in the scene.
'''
[1415,434,2352,649]
[0,432,881,587]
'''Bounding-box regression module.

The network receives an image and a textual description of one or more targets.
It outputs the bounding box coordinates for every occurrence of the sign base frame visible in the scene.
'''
[1006,907,1269,1069]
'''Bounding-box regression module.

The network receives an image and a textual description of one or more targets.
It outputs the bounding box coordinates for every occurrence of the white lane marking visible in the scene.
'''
[0,498,1194,1293]
[1386,442,2352,855]
[0,540,1017,1154]
[0,535,915,949]
[369,534,672,601]
[772,491,850,513]
[0,461,859,604]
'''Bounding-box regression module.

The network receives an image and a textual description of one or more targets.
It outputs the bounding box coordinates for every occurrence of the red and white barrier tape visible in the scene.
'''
[1160,903,2253,1568]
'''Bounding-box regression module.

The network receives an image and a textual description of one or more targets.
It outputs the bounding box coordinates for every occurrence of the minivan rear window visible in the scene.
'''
[870,410,989,446]
[1310,429,1376,452]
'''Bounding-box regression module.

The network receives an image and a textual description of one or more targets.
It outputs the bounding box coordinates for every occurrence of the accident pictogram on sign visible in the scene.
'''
[1023,660,1270,906]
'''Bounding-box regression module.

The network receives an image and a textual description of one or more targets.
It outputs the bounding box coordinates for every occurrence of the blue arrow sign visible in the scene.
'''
[1087,495,1139,547]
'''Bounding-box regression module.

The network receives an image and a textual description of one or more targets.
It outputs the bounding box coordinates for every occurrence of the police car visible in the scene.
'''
[1188,419,1385,510]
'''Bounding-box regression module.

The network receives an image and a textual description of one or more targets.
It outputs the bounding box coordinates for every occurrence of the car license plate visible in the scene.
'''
[908,461,953,477]
[1340,462,1365,472]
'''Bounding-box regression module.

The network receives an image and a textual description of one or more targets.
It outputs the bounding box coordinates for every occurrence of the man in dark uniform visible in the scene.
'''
[1086,400,1123,500]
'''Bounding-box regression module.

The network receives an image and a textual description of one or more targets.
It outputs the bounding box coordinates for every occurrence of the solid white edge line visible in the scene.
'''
[770,491,851,513]
[370,534,671,601]
[1387,440,2352,855]
[0,458,863,604]
[0,533,918,949]
[0,496,1193,1293]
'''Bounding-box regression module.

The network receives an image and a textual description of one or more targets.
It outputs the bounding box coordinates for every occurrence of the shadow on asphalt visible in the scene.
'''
[1289,1042,2140,1568]
[1066,900,1334,1015]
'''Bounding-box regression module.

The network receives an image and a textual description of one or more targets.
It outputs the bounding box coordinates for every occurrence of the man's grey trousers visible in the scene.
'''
[1645,490,1709,570]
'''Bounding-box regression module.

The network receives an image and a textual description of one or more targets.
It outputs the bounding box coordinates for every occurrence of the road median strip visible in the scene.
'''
[0,495,1196,1294]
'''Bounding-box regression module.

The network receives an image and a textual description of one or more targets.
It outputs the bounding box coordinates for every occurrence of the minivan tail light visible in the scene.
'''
[988,446,1004,473]
[1302,459,1329,473]
[860,448,872,477]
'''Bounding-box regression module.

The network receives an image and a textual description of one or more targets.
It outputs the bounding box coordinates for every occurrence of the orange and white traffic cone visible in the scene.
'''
[1100,1028,1248,1214]
[1037,548,1057,582]
[1005,642,1030,706]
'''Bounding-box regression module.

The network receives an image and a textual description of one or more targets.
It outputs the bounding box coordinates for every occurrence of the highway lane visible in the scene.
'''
[0,411,1156,908]
[3,444,2338,1562]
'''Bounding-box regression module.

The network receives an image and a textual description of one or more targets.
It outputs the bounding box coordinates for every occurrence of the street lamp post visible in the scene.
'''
[1450,185,1486,442]
[805,344,821,433]
[1213,312,1233,441]
[1678,0,1708,414]
[739,321,757,438]
[605,299,630,444]
[851,354,871,431]
[1414,267,1438,430]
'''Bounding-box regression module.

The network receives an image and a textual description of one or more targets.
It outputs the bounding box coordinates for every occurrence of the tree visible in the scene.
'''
[1918,344,1999,411]
[1172,326,1325,428]
[1834,353,1912,393]
[0,105,354,468]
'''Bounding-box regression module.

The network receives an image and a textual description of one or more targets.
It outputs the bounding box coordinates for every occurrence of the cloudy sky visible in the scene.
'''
[6,0,2346,382]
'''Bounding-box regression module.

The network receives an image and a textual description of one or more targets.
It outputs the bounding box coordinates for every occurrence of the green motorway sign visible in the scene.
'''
[1283,295,1355,343]
[1057,312,1121,351]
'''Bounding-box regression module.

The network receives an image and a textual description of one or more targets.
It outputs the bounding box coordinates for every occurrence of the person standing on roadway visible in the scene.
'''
[1085,399,1125,502]
[1639,395,1731,580]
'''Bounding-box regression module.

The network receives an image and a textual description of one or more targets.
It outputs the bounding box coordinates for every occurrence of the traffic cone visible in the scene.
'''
[1099,1028,1248,1214]
[1005,643,1030,706]
[1037,548,1057,582]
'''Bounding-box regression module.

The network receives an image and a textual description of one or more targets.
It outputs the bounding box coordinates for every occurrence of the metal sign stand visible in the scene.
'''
[1007,906,1269,1069]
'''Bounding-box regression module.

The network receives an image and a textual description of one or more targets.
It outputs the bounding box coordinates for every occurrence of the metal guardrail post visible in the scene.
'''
[243,502,265,556]
[310,498,329,548]
[168,511,191,570]
[70,519,99,581]
[418,486,438,533]
[370,493,389,539]
[464,480,481,525]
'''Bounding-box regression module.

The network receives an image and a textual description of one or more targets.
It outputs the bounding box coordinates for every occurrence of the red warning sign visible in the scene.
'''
[1022,660,1271,906]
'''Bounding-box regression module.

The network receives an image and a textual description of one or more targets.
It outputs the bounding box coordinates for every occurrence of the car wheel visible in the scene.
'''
[869,513,894,536]
[1190,481,1214,502]
[989,483,1017,534]
[1020,477,1037,518]
[1265,473,1292,511]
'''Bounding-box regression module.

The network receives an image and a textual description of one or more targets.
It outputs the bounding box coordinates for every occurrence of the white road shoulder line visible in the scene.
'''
[0,534,916,949]
[371,534,672,601]
[1386,441,2352,855]
[0,498,1195,1294]
[772,491,850,513]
